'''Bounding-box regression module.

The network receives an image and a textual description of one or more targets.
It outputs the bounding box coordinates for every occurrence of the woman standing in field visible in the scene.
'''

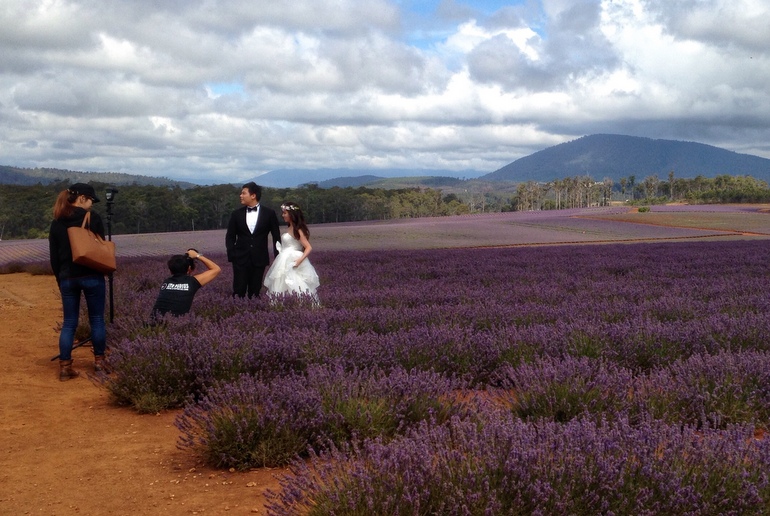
[263,202,319,300]
[48,183,108,380]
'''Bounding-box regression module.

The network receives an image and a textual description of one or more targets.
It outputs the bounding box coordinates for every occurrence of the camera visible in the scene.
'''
[186,249,198,271]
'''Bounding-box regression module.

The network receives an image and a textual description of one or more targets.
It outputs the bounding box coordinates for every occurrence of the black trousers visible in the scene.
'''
[232,262,266,298]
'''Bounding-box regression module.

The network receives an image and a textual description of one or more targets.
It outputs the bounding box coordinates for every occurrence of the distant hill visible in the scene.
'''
[317,175,385,188]
[318,175,467,189]
[255,168,485,188]
[483,134,770,183]
[0,165,196,188]
[7,134,769,190]
[366,176,468,189]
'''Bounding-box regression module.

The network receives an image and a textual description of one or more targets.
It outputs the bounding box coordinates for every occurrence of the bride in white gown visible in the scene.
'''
[264,202,320,300]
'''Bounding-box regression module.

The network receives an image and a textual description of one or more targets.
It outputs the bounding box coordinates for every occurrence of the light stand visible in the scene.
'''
[105,187,118,323]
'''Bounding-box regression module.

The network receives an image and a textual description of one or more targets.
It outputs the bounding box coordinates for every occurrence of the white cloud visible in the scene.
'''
[647,0,770,52]
[1,0,770,185]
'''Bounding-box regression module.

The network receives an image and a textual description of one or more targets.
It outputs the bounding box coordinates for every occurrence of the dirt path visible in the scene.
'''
[0,273,285,515]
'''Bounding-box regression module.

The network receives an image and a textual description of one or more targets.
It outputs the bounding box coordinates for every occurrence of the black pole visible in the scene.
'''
[105,188,118,323]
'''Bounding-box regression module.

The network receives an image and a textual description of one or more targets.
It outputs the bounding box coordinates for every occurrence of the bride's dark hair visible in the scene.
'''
[281,201,309,240]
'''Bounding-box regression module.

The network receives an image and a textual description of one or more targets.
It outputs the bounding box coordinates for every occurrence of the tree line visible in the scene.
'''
[2,174,768,240]
[511,173,770,211]
[0,181,472,240]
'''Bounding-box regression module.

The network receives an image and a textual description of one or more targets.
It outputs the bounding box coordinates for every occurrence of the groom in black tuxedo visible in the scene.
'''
[225,182,281,298]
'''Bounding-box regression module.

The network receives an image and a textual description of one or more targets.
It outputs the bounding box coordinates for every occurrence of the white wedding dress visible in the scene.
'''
[264,231,320,298]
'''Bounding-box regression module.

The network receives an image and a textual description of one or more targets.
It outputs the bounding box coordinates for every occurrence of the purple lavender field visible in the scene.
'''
[9,205,770,513]
[100,231,770,513]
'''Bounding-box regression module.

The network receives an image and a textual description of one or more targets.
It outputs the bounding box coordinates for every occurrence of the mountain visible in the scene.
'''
[483,134,770,183]
[317,175,467,189]
[254,168,485,188]
[317,175,385,188]
[6,134,769,189]
[0,165,197,188]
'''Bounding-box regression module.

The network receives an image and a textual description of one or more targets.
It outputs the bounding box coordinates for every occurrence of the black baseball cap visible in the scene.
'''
[68,183,100,203]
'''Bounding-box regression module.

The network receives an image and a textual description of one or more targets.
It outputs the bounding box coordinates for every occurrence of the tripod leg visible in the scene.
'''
[109,272,114,324]
[50,337,93,361]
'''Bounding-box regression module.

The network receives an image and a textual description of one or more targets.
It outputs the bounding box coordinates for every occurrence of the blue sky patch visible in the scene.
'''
[206,82,245,97]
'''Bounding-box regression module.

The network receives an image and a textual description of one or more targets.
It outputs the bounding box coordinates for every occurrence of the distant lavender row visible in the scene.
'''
[5,204,769,267]
[650,204,768,212]
[584,208,770,236]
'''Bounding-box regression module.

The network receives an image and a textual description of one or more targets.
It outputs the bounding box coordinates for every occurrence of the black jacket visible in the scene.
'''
[225,205,280,267]
[49,207,106,282]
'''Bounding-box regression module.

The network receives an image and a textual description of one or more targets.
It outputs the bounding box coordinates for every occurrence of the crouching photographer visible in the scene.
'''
[151,249,221,320]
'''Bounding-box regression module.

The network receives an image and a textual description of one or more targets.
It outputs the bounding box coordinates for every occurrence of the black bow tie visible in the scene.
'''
[247,206,258,212]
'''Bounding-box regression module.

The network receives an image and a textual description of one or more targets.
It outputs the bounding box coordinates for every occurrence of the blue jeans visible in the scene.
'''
[58,275,106,361]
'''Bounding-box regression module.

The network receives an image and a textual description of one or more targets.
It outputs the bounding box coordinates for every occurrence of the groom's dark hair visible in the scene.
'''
[243,182,262,200]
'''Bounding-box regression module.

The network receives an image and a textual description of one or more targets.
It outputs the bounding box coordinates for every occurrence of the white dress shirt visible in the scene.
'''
[246,204,259,233]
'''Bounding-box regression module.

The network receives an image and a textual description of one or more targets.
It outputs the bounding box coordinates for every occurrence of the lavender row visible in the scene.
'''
[164,348,770,472]
[267,414,770,515]
[108,240,770,399]
[106,309,770,413]
[174,364,467,468]
[107,240,770,381]
[496,351,770,428]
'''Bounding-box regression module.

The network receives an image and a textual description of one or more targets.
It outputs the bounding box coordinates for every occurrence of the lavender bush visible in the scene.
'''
[176,372,325,468]
[490,350,770,429]
[267,415,770,515]
[176,364,467,468]
[494,355,637,423]
[641,351,770,428]
[106,323,307,412]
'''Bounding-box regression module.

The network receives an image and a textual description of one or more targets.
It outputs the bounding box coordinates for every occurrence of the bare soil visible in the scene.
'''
[0,273,285,515]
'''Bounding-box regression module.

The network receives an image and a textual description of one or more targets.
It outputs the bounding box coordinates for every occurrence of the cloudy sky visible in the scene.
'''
[1,0,768,185]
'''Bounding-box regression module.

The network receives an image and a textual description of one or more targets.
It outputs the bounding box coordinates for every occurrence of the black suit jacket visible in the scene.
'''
[225,205,280,267]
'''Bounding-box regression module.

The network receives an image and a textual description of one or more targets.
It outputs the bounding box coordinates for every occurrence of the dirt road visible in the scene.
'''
[0,273,284,515]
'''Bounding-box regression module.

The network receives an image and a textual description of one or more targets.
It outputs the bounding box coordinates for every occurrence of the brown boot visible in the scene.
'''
[94,355,110,374]
[59,359,80,381]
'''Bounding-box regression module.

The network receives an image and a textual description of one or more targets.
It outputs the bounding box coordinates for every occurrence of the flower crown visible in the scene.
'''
[281,204,299,211]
